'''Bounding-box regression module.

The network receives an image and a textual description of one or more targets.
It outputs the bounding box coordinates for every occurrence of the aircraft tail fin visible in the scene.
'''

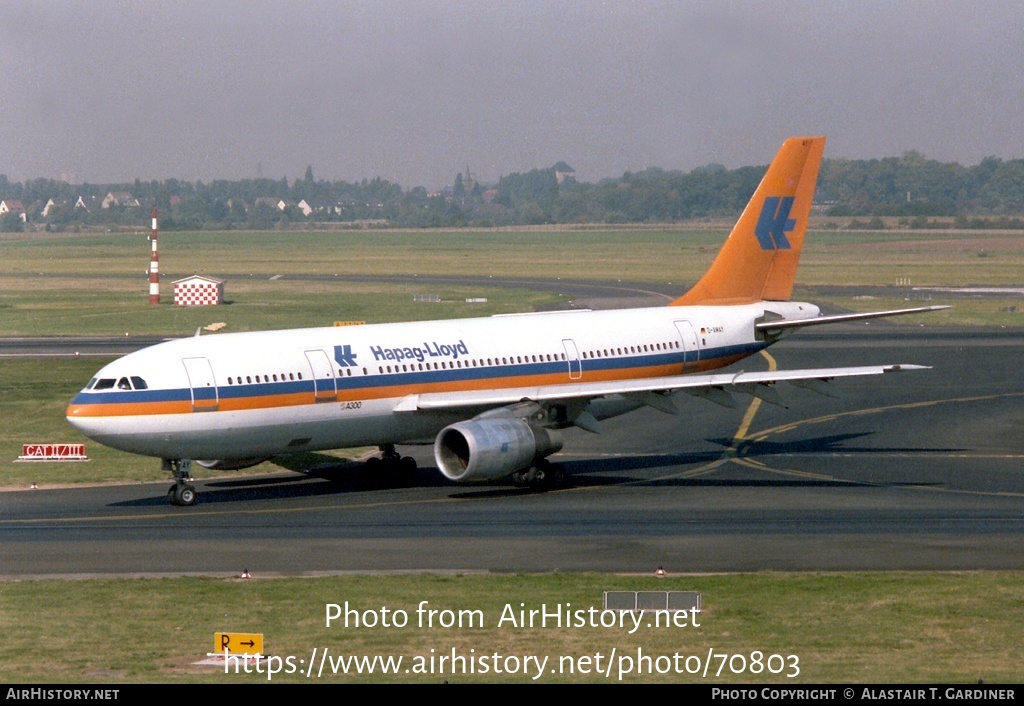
[671,136,826,306]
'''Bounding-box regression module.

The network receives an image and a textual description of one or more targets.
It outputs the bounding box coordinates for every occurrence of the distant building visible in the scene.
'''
[0,199,27,221]
[552,162,576,184]
[75,195,99,211]
[173,275,225,306]
[41,198,69,218]
[462,166,476,194]
[255,197,294,212]
[102,192,140,209]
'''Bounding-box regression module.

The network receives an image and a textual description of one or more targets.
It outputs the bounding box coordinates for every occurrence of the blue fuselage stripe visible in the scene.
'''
[72,342,765,409]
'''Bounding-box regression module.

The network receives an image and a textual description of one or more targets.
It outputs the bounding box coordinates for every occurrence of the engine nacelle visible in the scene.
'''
[195,457,269,471]
[434,418,563,482]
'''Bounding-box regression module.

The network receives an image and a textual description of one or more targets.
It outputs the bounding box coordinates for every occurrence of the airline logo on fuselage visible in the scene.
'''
[334,345,358,367]
[754,196,796,250]
[370,340,470,363]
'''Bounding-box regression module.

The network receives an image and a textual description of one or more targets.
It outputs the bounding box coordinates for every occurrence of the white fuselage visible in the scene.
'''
[66,301,819,461]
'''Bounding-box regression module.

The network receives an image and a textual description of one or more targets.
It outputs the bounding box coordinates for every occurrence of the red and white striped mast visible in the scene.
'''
[149,206,160,304]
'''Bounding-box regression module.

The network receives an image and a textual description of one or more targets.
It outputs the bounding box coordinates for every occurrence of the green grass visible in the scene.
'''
[0,281,567,336]
[1,358,174,485]
[3,227,1023,335]
[0,572,1019,683]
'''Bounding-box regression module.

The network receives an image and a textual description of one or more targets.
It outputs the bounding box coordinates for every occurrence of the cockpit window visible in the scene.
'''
[91,376,147,391]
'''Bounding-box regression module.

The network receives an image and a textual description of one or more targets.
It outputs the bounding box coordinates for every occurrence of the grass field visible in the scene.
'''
[3,227,1024,335]
[2,226,1022,684]
[1,572,1021,683]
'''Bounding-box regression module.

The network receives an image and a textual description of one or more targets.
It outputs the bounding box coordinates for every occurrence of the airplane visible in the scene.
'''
[66,136,946,506]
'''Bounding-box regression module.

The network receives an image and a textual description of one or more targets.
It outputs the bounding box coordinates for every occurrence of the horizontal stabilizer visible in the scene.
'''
[756,305,949,333]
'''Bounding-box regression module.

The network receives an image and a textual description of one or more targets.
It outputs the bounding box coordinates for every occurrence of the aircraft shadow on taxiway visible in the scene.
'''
[108,430,958,507]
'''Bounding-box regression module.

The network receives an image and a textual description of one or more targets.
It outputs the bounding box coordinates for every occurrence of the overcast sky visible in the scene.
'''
[2,1,1022,189]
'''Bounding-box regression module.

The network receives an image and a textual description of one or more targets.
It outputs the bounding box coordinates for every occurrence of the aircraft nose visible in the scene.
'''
[66,400,101,439]
[66,408,90,436]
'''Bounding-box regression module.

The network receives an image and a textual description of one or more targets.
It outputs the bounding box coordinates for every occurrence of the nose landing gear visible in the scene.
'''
[163,459,197,506]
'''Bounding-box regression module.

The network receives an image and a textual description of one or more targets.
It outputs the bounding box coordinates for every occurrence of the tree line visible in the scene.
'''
[3,150,1024,232]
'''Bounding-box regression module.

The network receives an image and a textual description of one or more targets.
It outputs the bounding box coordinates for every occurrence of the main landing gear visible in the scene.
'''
[364,444,418,484]
[511,459,568,491]
[163,459,197,506]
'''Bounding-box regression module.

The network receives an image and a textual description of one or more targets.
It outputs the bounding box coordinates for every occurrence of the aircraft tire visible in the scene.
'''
[530,461,567,490]
[174,483,197,506]
[387,456,415,485]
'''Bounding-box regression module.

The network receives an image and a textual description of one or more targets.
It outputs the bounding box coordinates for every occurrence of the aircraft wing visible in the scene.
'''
[396,363,929,413]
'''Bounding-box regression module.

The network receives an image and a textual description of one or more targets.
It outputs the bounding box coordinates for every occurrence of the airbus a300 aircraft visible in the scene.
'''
[67,136,944,505]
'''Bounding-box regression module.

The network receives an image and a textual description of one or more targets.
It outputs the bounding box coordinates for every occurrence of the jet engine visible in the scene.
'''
[434,418,563,482]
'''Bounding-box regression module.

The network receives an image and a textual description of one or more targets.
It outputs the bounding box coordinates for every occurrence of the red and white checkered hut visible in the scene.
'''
[172,275,225,306]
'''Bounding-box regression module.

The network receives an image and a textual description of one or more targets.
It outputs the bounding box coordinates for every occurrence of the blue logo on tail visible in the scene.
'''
[754,197,795,250]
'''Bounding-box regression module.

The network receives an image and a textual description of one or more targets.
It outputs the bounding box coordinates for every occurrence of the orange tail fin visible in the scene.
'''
[671,136,825,306]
